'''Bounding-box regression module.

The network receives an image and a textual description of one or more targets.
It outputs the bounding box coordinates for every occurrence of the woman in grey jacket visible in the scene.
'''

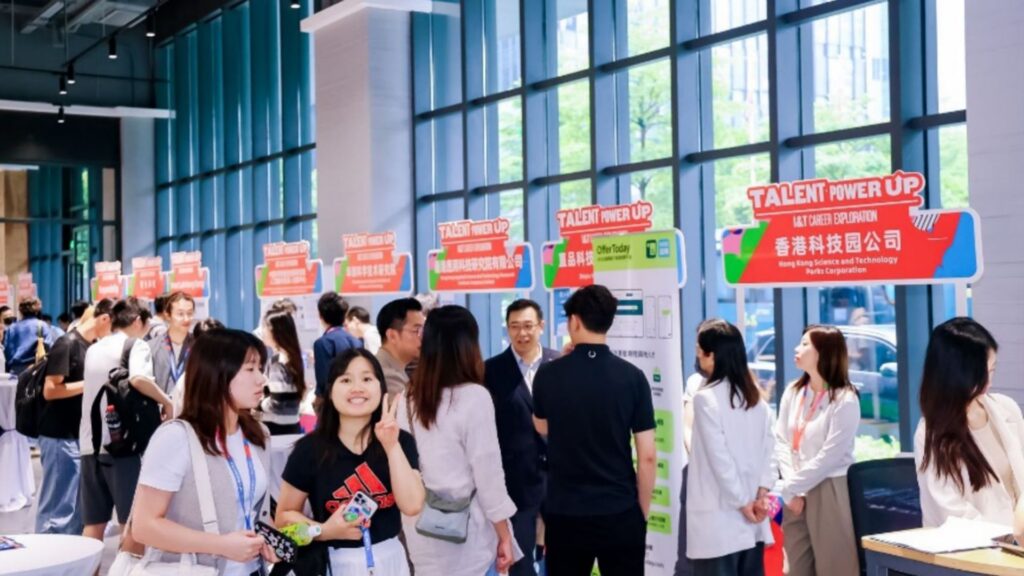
[132,329,278,575]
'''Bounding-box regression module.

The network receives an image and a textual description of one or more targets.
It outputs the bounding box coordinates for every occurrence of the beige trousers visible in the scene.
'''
[782,476,860,576]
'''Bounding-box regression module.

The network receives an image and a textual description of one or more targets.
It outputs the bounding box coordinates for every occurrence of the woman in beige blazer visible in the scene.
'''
[915,317,1024,541]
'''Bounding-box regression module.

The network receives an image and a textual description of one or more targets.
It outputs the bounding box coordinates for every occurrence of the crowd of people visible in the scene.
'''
[7,283,1024,576]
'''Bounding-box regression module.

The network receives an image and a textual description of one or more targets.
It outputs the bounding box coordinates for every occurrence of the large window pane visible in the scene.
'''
[555,179,592,212]
[620,0,669,57]
[429,197,465,249]
[619,59,672,163]
[484,98,523,185]
[813,135,891,181]
[626,168,673,229]
[550,80,591,174]
[710,35,769,149]
[485,190,525,242]
[430,1,463,109]
[432,113,465,193]
[483,0,521,94]
[938,124,968,209]
[709,0,766,35]
[547,0,589,77]
[808,4,890,132]
[711,154,774,383]
[936,0,966,113]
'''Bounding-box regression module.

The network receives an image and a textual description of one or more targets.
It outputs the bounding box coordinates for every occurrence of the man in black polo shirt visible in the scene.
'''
[533,284,657,575]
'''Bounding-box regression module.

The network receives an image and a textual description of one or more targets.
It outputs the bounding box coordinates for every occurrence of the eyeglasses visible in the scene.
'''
[402,326,424,337]
[508,323,539,333]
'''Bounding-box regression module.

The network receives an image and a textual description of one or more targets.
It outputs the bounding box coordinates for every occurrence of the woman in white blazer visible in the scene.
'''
[687,319,776,575]
[774,325,860,576]
[915,317,1024,541]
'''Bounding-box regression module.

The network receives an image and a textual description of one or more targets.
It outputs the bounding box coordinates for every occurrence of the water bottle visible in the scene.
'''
[106,405,124,444]
[280,522,322,546]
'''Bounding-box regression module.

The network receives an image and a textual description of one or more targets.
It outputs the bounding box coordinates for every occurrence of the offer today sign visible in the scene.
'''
[333,232,413,296]
[91,261,124,300]
[428,217,533,293]
[255,241,323,298]
[17,273,36,300]
[543,200,654,290]
[168,252,209,298]
[0,275,9,307]
[723,171,983,286]
[129,257,164,300]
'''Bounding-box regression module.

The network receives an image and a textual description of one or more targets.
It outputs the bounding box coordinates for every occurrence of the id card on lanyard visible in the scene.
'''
[165,335,191,384]
[222,436,257,530]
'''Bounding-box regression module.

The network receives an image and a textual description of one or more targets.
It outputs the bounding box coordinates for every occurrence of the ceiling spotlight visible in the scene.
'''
[59,74,67,96]
[108,35,118,60]
[67,63,76,85]
[290,0,300,8]
[146,15,156,38]
[58,106,66,124]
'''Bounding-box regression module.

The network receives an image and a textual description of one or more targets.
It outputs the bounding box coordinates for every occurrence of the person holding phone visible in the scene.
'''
[276,348,424,576]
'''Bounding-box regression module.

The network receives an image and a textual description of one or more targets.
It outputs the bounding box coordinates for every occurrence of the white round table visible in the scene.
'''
[0,374,34,512]
[0,534,103,575]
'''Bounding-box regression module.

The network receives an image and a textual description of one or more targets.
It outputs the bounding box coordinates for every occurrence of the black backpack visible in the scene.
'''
[14,356,49,438]
[90,338,162,457]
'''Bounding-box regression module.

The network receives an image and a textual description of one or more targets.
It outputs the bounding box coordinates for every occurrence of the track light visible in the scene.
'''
[108,35,118,60]
[59,74,67,95]
[57,106,65,124]
[67,63,76,85]
[290,0,300,8]
[146,15,155,38]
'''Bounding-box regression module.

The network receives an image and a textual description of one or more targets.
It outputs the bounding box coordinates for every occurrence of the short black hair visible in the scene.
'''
[317,292,349,327]
[40,313,53,323]
[93,298,115,318]
[563,284,618,334]
[153,293,170,315]
[505,299,543,323]
[376,298,423,340]
[0,306,10,315]
[70,300,90,319]
[57,312,73,325]
[111,297,146,329]
[346,306,371,324]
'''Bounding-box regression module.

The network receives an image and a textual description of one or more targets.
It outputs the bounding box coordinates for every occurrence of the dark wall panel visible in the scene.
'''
[0,111,120,167]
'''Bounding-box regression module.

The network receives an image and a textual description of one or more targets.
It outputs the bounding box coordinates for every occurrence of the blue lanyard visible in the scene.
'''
[223,437,257,530]
[361,525,375,574]
[165,335,190,383]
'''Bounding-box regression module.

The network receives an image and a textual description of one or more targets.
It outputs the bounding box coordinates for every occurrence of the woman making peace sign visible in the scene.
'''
[277,348,425,576]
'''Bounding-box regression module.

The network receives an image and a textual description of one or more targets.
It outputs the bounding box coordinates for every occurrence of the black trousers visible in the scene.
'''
[545,506,646,576]
[691,543,764,576]
[509,505,541,576]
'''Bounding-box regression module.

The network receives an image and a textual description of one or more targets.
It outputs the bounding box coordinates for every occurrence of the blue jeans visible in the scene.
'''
[36,436,83,534]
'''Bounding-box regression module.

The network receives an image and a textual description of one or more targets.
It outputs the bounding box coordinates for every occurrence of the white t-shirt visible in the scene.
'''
[139,425,268,576]
[79,332,153,456]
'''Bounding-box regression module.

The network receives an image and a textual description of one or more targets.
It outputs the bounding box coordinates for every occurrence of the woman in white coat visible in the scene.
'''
[687,319,776,575]
[916,317,1024,541]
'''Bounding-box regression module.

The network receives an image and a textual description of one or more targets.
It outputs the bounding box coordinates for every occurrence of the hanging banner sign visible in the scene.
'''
[255,241,323,298]
[91,261,125,300]
[129,257,165,301]
[543,200,654,290]
[722,171,983,286]
[428,217,534,293]
[593,229,686,575]
[333,232,414,296]
[16,273,36,301]
[168,252,210,298]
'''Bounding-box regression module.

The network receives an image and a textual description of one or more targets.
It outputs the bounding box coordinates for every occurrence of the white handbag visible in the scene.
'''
[109,421,221,576]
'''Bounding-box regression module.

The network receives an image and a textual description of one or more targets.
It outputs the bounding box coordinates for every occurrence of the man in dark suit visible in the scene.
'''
[484,299,560,576]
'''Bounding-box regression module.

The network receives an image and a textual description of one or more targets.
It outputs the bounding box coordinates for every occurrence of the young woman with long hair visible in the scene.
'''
[774,325,860,576]
[276,348,423,575]
[916,317,1024,540]
[132,329,277,575]
[398,305,519,576]
[686,319,776,575]
[260,310,308,435]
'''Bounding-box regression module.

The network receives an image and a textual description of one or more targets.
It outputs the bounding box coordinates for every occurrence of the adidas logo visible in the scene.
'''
[325,463,396,514]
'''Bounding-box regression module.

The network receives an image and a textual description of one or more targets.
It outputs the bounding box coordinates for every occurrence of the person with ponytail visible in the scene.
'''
[686,319,776,575]
[774,325,860,576]
[916,317,1024,542]
[260,310,308,435]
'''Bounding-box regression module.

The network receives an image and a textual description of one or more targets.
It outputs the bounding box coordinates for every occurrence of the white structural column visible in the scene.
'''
[303,0,430,307]
[965,0,1024,403]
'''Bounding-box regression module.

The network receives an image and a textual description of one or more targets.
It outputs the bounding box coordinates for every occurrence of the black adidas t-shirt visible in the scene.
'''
[282,431,419,547]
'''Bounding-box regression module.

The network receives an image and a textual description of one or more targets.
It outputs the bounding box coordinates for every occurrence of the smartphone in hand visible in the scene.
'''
[256,521,298,563]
